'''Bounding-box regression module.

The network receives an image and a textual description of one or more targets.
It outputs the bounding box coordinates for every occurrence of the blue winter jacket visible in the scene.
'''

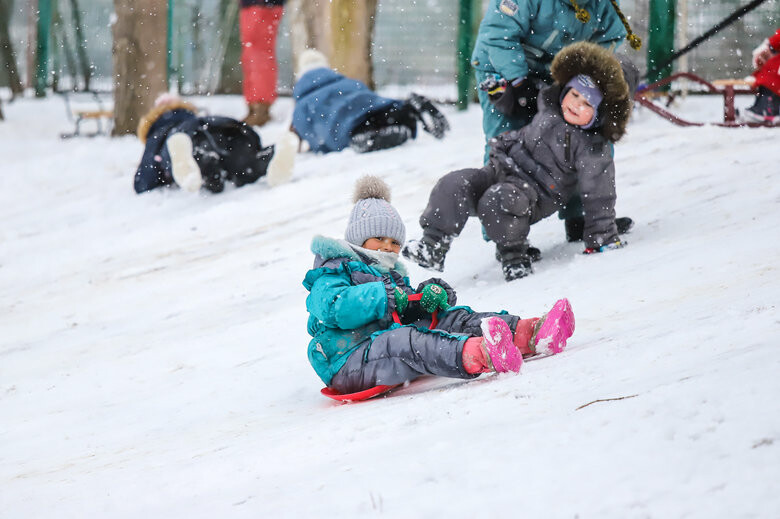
[292,68,401,153]
[303,236,415,385]
[471,0,627,82]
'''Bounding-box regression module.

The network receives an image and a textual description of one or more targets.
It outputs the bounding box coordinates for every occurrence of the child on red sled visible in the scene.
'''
[303,176,574,395]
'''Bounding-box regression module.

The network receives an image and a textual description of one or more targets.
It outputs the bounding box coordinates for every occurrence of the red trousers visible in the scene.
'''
[239,5,284,104]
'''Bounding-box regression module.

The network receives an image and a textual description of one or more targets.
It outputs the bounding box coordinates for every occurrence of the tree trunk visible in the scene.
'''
[327,0,376,88]
[0,0,24,96]
[111,0,167,136]
[292,0,376,87]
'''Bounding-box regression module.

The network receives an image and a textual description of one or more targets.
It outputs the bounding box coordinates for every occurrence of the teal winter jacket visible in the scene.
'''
[471,0,627,82]
[303,236,413,385]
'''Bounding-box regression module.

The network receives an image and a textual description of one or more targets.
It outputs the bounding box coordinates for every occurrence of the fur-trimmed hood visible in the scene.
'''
[551,42,631,142]
[136,100,198,143]
[309,235,408,277]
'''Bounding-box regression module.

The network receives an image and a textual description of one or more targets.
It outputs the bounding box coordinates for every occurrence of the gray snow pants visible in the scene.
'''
[329,308,519,394]
[419,166,548,252]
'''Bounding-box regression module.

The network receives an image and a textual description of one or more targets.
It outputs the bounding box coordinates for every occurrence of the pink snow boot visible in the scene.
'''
[532,298,575,355]
[480,317,523,373]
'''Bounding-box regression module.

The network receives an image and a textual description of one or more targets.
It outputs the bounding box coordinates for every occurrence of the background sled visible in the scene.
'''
[634,72,778,128]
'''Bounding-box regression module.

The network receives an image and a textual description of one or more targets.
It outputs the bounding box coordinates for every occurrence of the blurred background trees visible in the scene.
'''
[0,0,777,132]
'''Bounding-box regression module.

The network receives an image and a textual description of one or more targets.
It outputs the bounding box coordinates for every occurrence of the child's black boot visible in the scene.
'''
[565,216,634,242]
[497,246,533,281]
[402,234,452,272]
[743,86,780,124]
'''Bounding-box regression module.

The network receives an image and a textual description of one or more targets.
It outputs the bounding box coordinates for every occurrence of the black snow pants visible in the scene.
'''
[175,116,274,192]
[419,165,549,253]
[329,308,520,394]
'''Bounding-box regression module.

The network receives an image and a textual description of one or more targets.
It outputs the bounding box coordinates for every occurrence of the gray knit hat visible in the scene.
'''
[345,176,406,246]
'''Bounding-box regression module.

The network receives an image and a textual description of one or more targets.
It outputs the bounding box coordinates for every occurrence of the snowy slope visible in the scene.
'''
[1,93,779,519]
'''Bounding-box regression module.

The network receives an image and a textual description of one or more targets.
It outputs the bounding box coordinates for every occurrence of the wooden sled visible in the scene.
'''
[634,72,778,128]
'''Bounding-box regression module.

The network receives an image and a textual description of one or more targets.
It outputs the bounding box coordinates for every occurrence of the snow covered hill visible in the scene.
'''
[1,93,779,518]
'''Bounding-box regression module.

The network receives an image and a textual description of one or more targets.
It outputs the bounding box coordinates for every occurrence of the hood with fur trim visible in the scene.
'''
[136,99,198,143]
[310,235,408,277]
[551,41,631,142]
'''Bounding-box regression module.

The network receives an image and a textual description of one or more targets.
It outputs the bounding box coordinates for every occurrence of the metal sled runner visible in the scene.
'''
[634,72,778,128]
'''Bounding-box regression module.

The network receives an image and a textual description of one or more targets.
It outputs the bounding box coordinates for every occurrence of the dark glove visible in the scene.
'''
[480,77,539,118]
[584,239,628,254]
[407,93,450,139]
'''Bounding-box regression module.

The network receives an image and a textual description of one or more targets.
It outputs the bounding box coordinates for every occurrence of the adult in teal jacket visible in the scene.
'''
[471,0,638,241]
[472,0,633,142]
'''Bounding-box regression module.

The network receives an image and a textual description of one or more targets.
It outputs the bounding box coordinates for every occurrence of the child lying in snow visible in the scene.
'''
[403,42,634,281]
[303,176,575,394]
[264,50,450,187]
[134,94,274,194]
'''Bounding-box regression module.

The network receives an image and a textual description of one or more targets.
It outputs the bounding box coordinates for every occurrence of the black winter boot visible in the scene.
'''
[565,216,634,242]
[349,125,412,153]
[497,247,533,281]
[402,234,452,271]
[495,245,541,263]
[744,86,780,122]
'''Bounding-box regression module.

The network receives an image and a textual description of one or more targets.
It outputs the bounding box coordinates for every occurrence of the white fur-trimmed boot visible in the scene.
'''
[266,130,299,187]
[166,133,202,192]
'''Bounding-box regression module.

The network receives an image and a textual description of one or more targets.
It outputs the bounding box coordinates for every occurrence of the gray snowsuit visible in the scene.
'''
[304,236,521,393]
[419,83,618,252]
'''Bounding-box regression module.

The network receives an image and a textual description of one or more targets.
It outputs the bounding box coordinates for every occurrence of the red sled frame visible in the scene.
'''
[634,72,778,128]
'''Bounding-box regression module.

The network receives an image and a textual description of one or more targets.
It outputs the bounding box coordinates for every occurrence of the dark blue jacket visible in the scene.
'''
[134,109,196,193]
[292,68,401,153]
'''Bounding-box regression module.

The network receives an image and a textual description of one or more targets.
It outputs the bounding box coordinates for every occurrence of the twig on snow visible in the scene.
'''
[576,394,639,410]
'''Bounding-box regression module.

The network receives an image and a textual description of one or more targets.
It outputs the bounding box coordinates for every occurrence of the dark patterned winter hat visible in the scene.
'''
[345,176,406,247]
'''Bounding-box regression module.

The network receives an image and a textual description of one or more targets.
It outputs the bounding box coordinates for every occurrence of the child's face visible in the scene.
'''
[362,236,402,254]
[561,87,596,127]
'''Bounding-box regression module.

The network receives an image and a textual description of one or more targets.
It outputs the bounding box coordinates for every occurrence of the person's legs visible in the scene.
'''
[402,166,499,271]
[745,85,780,122]
[329,327,476,394]
[349,105,418,153]
[214,124,274,187]
[477,182,536,280]
[239,5,284,126]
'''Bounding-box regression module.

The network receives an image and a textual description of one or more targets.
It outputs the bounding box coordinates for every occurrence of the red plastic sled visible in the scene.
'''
[321,293,440,403]
[321,384,401,402]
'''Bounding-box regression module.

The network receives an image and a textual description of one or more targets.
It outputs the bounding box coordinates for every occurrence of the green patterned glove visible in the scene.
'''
[393,287,408,314]
[420,284,450,313]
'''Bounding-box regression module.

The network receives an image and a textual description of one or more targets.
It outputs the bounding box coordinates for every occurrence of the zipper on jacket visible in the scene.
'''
[564,131,571,162]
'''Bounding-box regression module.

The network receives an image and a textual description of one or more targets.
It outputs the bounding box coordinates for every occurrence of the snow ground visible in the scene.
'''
[1,92,779,518]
